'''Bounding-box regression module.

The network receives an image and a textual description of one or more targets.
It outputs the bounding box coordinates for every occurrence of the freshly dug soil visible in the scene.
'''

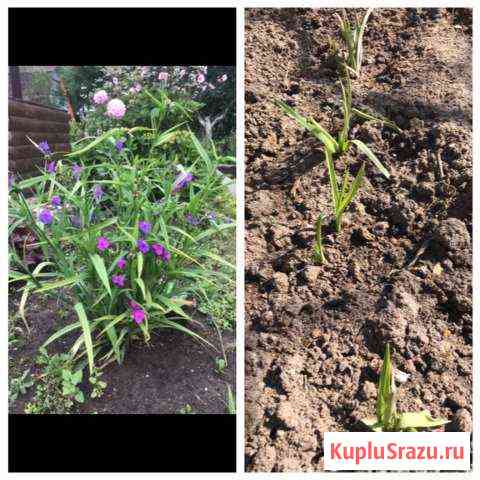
[245,8,472,472]
[9,294,235,414]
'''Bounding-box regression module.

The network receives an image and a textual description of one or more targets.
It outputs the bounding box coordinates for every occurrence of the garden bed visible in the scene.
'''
[10,291,235,414]
[244,8,472,472]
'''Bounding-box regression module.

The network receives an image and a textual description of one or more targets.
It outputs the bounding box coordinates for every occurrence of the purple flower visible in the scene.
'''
[111,274,126,288]
[38,141,51,155]
[130,300,141,310]
[152,243,171,262]
[47,161,56,174]
[97,236,110,251]
[137,239,150,254]
[132,308,146,324]
[38,209,53,225]
[172,171,194,193]
[72,163,83,180]
[8,175,14,191]
[186,213,200,226]
[51,195,61,207]
[207,211,217,221]
[115,139,125,151]
[138,221,151,235]
[117,257,126,270]
[112,77,119,85]
[93,185,104,202]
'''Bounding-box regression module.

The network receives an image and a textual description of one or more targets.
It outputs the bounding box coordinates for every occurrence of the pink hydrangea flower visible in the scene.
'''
[158,72,169,81]
[196,73,205,83]
[106,99,126,119]
[93,90,109,105]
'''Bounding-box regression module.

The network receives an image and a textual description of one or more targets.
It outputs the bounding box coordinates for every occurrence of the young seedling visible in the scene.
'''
[277,69,398,233]
[362,344,449,432]
[314,214,326,264]
[334,8,373,77]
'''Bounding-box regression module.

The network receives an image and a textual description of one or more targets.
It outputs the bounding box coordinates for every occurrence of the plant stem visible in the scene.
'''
[314,215,326,263]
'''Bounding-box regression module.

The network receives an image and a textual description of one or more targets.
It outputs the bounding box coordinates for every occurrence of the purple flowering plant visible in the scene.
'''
[9,82,235,380]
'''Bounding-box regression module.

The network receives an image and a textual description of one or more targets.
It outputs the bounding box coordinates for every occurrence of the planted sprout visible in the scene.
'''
[362,344,449,432]
[277,68,398,233]
[334,8,373,77]
[314,214,326,264]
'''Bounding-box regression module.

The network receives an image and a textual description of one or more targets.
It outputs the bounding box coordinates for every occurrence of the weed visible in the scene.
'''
[89,368,107,399]
[178,404,194,414]
[9,370,34,403]
[25,348,86,414]
[225,385,236,414]
[215,357,227,374]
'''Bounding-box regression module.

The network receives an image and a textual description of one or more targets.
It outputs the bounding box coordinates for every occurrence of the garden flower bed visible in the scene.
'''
[244,8,471,471]
[9,65,236,415]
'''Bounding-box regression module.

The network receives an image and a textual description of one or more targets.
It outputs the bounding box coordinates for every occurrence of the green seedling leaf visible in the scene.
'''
[324,148,340,209]
[352,139,390,178]
[397,411,449,430]
[352,107,402,133]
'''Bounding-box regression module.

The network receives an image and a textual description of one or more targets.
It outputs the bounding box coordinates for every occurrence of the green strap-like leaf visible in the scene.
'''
[65,128,126,157]
[397,411,449,430]
[34,276,79,293]
[74,303,95,375]
[352,107,402,133]
[352,139,390,178]
[339,163,365,214]
[324,148,340,210]
[90,254,112,297]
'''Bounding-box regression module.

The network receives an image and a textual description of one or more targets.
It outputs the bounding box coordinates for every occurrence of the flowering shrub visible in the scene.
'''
[9,114,235,376]
[70,65,234,143]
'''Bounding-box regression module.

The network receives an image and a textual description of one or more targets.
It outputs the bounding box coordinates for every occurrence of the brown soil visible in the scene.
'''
[244,8,472,472]
[9,294,235,414]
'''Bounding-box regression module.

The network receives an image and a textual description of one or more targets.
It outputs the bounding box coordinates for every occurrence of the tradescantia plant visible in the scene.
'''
[362,344,449,432]
[277,69,399,237]
[9,119,235,378]
[334,8,373,77]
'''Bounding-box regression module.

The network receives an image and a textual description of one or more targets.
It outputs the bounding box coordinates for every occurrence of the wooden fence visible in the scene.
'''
[9,99,70,175]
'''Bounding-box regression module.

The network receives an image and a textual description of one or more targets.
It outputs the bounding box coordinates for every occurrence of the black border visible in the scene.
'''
[9,8,236,66]
[9,414,236,472]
